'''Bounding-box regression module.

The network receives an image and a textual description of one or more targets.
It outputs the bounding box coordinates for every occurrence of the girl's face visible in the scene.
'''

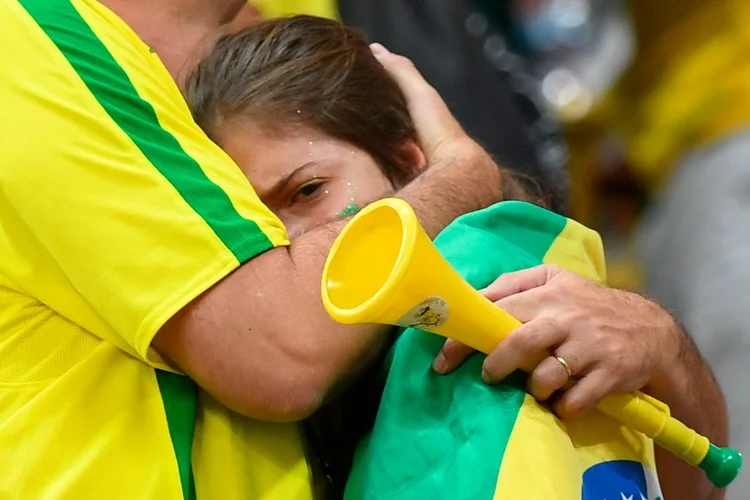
[221,122,423,236]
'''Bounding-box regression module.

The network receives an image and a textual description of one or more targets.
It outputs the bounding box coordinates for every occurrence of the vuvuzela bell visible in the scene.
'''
[321,198,742,489]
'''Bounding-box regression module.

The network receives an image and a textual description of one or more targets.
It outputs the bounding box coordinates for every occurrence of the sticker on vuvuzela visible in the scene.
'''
[397,297,449,330]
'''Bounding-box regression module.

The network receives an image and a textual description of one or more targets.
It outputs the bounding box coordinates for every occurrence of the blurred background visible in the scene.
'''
[244,1,750,496]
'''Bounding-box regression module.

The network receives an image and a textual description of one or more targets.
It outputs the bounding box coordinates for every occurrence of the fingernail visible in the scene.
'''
[369,42,388,55]
[481,369,490,383]
[433,353,448,374]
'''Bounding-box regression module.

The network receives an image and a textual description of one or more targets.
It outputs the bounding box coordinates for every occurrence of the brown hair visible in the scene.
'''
[185,15,418,187]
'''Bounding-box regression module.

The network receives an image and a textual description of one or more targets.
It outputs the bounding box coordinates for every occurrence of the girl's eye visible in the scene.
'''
[291,180,326,204]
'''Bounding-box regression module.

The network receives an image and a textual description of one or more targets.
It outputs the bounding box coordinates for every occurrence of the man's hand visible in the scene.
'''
[370,43,502,236]
[436,265,682,418]
[433,264,728,499]
[370,43,473,164]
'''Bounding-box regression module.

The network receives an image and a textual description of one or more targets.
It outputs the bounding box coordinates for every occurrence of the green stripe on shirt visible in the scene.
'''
[19,0,273,264]
[156,370,199,500]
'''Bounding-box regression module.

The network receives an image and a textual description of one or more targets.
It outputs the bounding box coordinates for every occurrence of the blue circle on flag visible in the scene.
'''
[582,460,659,500]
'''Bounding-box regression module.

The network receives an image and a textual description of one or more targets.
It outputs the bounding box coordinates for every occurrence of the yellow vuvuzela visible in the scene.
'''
[321,198,741,488]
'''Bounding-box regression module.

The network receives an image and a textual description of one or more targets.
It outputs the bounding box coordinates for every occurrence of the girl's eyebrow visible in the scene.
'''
[268,161,319,197]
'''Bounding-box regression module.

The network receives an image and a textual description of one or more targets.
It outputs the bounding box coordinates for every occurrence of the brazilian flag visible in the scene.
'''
[345,202,663,500]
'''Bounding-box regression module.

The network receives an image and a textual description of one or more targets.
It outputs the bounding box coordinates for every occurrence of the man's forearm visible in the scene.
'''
[645,323,728,500]
[396,140,502,237]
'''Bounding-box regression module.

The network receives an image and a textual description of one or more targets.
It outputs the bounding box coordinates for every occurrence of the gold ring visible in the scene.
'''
[556,356,573,378]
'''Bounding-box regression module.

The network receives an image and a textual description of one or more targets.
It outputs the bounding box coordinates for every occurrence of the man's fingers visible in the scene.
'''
[433,339,476,374]
[527,350,580,402]
[369,43,463,155]
[491,286,549,324]
[481,265,562,303]
[553,370,614,420]
[370,43,426,98]
[369,42,388,55]
[481,318,567,383]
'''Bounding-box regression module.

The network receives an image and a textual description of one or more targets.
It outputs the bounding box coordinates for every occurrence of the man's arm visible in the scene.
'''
[153,48,506,422]
[646,323,729,500]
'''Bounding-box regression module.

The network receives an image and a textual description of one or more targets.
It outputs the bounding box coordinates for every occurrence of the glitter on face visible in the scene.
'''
[343,180,358,204]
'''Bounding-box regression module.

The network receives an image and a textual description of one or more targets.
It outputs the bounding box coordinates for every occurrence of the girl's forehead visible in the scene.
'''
[219,122,376,192]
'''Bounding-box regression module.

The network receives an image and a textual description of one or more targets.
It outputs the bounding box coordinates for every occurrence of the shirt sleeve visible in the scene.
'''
[0,0,289,366]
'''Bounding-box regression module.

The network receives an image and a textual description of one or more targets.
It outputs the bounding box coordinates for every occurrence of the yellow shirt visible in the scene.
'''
[0,0,311,498]
[253,0,338,20]
[612,0,750,190]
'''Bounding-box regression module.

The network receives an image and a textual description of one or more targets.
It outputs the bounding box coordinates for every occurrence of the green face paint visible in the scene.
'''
[339,203,360,217]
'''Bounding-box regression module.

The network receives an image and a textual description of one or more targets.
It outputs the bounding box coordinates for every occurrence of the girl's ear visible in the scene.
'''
[396,138,427,178]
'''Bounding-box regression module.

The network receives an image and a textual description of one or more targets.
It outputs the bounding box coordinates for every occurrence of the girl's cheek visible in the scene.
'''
[320,184,352,216]
[329,179,364,217]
